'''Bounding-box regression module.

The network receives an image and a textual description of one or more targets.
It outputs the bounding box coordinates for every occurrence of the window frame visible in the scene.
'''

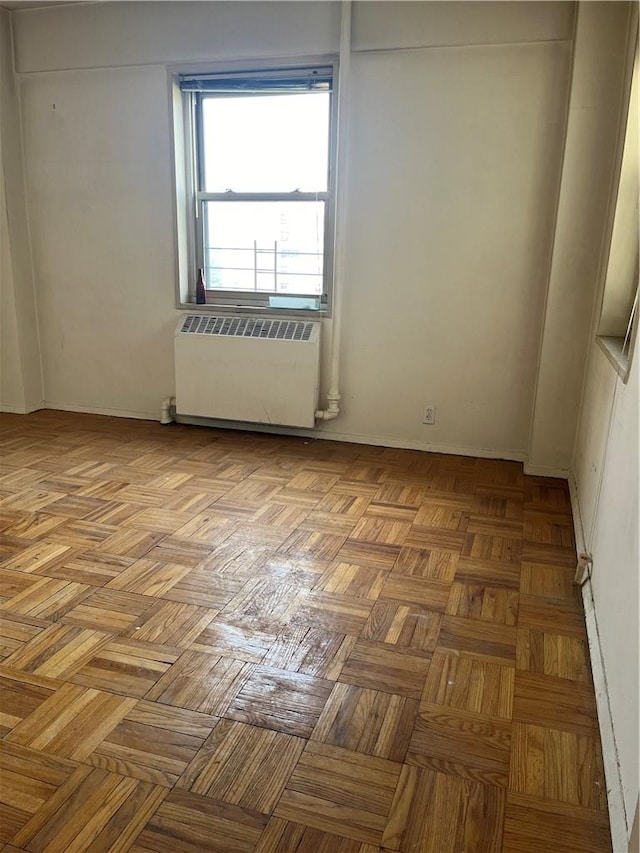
[595,10,639,382]
[171,57,338,316]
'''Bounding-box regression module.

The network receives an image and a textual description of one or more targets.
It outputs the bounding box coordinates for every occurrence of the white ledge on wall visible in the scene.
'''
[597,335,633,383]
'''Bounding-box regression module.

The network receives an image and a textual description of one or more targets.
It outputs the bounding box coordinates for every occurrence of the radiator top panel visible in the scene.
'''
[180,315,315,342]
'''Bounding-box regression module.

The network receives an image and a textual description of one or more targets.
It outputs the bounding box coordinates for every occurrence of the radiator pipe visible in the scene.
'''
[315,0,351,424]
[160,396,175,425]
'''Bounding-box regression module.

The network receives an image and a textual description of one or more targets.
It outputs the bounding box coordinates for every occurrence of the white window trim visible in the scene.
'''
[169,56,339,318]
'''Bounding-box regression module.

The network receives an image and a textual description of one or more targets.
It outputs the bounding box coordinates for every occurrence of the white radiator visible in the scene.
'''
[174,315,321,428]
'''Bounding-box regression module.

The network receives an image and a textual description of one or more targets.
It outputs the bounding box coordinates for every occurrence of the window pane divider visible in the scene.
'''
[198,191,328,202]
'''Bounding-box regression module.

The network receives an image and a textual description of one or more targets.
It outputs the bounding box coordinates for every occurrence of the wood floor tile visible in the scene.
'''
[403,525,466,553]
[0,512,67,541]
[422,651,514,720]
[275,741,401,846]
[517,596,585,636]
[89,701,214,787]
[516,629,590,682]
[0,613,50,661]
[262,625,355,679]
[313,562,387,600]
[521,540,576,568]
[0,741,79,845]
[146,651,253,715]
[0,413,611,852]
[471,488,523,521]
[362,600,441,654]
[128,507,196,535]
[0,668,58,734]
[71,638,181,697]
[520,561,581,603]
[414,503,470,530]
[374,483,426,506]
[6,682,136,760]
[292,591,373,636]
[382,765,505,852]
[311,682,418,761]
[60,588,156,633]
[42,551,135,586]
[502,792,611,853]
[190,620,276,663]
[161,570,249,610]
[524,479,572,513]
[462,532,522,565]
[132,788,268,853]
[0,569,40,602]
[455,556,521,590]
[313,491,371,518]
[279,529,348,561]
[336,540,401,571]
[0,577,91,621]
[446,581,519,626]
[126,601,217,647]
[171,512,240,545]
[2,541,74,575]
[3,624,112,678]
[523,510,574,547]
[339,640,431,699]
[407,703,511,786]
[177,719,305,813]
[513,672,598,736]
[49,519,120,549]
[348,517,412,547]
[466,516,523,540]
[98,528,165,559]
[0,489,66,513]
[225,664,333,737]
[105,558,193,597]
[222,576,305,633]
[509,723,607,811]
[252,502,313,529]
[255,818,380,853]
[437,615,517,666]
[392,547,458,582]
[12,766,166,853]
[378,574,450,611]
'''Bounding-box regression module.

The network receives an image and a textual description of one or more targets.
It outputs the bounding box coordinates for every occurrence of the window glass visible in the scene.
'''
[203,201,325,296]
[202,93,330,193]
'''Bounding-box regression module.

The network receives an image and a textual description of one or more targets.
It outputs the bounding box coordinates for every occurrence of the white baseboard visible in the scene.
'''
[0,401,44,414]
[43,402,159,421]
[175,414,528,462]
[582,579,628,852]
[18,404,550,468]
[523,462,570,478]
[568,470,587,556]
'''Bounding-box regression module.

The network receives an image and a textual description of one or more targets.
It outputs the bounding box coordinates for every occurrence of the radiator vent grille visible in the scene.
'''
[180,315,314,342]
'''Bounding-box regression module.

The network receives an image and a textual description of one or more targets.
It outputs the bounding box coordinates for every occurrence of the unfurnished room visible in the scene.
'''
[0,1,638,851]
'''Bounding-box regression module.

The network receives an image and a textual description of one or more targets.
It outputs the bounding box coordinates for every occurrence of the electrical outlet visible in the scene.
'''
[423,404,436,425]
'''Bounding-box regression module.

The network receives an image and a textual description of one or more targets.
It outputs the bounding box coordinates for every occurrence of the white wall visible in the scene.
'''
[333,40,569,454]
[0,8,42,413]
[1,159,25,411]
[11,0,572,450]
[574,342,639,846]
[569,5,639,845]
[528,2,633,474]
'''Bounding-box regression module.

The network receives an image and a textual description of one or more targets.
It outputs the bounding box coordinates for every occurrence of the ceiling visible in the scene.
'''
[1,1,88,9]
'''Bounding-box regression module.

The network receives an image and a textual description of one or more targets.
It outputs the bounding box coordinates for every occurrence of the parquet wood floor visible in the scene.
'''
[0,411,611,852]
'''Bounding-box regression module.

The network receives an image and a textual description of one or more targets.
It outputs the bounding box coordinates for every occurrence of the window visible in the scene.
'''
[596,25,638,379]
[178,64,335,311]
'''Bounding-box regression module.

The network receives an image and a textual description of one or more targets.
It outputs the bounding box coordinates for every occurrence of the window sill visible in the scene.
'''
[177,301,329,320]
[596,335,632,382]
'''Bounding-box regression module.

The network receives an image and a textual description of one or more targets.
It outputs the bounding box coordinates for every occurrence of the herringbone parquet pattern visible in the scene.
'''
[0,411,611,852]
